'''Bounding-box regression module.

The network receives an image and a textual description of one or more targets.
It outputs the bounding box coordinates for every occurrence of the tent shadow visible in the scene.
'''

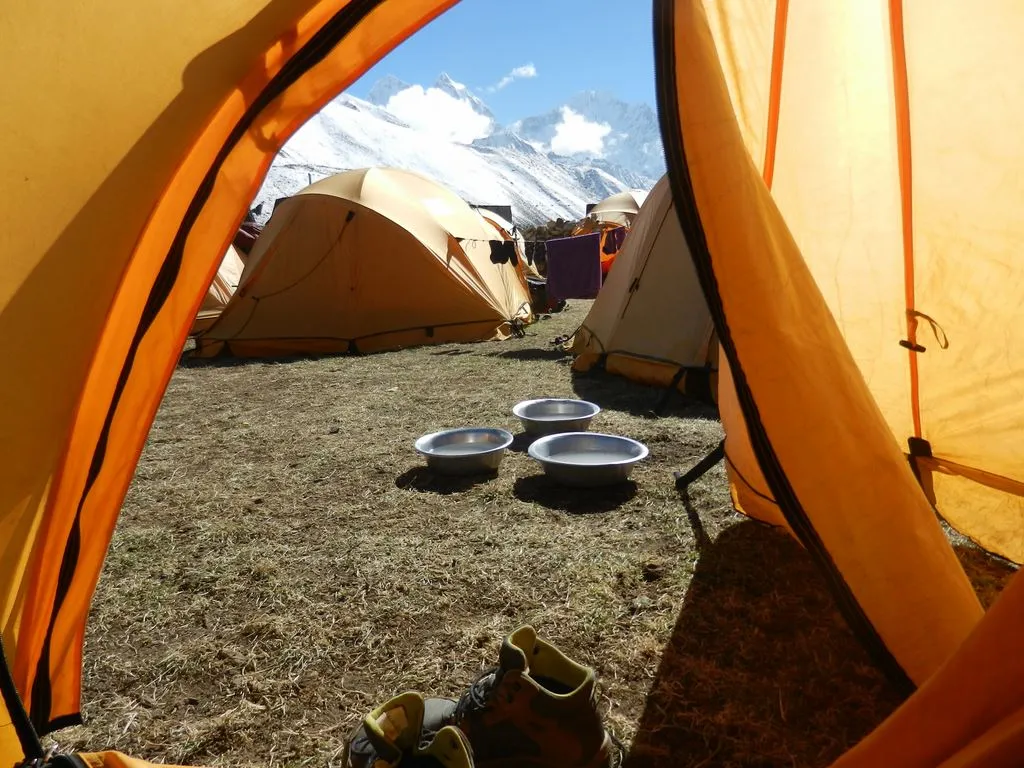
[430,349,475,357]
[394,466,498,495]
[489,347,571,362]
[622,497,903,767]
[571,369,718,421]
[512,475,637,513]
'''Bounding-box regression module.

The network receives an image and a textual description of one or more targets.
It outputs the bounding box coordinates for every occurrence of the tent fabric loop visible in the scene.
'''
[908,309,949,350]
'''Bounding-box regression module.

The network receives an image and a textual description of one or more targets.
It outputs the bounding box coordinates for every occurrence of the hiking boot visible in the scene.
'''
[344,691,471,768]
[436,626,618,768]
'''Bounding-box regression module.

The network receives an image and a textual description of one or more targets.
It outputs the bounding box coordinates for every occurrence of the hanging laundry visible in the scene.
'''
[545,232,601,301]
[489,240,517,265]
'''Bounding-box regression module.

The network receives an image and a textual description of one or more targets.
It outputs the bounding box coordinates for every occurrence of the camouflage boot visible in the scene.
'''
[442,626,618,767]
[344,691,471,768]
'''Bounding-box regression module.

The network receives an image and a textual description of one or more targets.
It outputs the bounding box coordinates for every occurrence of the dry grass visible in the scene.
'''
[49,302,1015,767]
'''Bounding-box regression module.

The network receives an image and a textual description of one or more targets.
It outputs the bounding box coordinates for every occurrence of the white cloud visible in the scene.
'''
[549,107,612,156]
[385,86,492,144]
[489,63,538,91]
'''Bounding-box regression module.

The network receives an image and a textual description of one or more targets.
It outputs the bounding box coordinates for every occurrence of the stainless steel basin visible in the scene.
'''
[528,432,648,487]
[414,427,514,475]
[512,398,601,437]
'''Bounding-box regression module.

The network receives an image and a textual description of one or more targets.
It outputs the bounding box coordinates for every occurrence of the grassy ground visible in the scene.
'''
[52,302,1015,767]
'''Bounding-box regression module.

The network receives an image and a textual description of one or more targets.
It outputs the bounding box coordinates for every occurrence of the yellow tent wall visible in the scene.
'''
[656,0,983,688]
[699,0,1024,567]
[572,175,716,395]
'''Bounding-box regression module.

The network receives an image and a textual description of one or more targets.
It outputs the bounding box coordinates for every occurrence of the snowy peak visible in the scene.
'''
[364,73,496,144]
[366,74,410,107]
[433,72,495,120]
[471,129,538,154]
[511,91,665,179]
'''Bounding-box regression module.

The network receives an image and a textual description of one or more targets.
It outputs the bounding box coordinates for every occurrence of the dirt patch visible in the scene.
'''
[47,302,1013,767]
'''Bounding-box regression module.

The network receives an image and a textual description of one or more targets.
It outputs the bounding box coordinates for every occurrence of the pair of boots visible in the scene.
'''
[343,626,620,768]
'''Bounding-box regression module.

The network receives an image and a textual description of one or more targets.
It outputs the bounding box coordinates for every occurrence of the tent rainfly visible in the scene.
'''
[572,174,717,396]
[585,189,649,228]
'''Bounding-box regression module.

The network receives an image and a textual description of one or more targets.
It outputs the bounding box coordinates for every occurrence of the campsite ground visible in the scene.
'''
[55,302,1016,767]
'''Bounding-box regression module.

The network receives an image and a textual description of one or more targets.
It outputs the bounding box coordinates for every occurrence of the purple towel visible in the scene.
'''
[545,233,602,301]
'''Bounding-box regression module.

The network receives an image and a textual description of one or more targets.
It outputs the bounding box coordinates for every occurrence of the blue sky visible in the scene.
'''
[348,0,657,124]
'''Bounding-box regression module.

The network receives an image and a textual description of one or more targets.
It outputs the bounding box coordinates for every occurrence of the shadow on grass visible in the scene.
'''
[178,348,333,369]
[571,369,719,421]
[509,433,537,454]
[513,475,637,513]
[430,349,475,357]
[623,497,903,767]
[488,347,571,362]
[395,466,498,495]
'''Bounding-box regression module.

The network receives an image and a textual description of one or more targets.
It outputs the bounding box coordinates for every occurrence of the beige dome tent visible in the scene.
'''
[573,175,716,395]
[194,168,532,357]
[189,244,246,335]
[586,189,648,227]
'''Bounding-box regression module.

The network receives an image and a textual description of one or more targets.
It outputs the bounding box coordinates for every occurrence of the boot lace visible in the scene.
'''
[454,666,501,721]
[417,667,500,750]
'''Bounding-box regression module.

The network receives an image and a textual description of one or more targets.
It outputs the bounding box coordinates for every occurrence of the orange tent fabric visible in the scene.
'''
[689,0,1024,566]
[0,0,461,755]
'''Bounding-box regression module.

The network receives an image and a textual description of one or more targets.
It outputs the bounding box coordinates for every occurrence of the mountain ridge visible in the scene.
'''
[254,74,662,226]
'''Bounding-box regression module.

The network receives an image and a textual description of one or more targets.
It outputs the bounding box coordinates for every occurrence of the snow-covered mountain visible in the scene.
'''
[253,74,661,226]
[510,91,666,179]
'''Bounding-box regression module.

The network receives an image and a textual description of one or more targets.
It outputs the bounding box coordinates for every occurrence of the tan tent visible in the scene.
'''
[3,1,1024,766]
[194,168,532,357]
[586,189,648,227]
[572,175,716,395]
[189,244,246,335]
[479,210,541,279]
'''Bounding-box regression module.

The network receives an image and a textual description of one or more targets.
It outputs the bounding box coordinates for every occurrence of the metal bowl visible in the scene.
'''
[512,398,601,437]
[528,432,649,487]
[414,427,514,475]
